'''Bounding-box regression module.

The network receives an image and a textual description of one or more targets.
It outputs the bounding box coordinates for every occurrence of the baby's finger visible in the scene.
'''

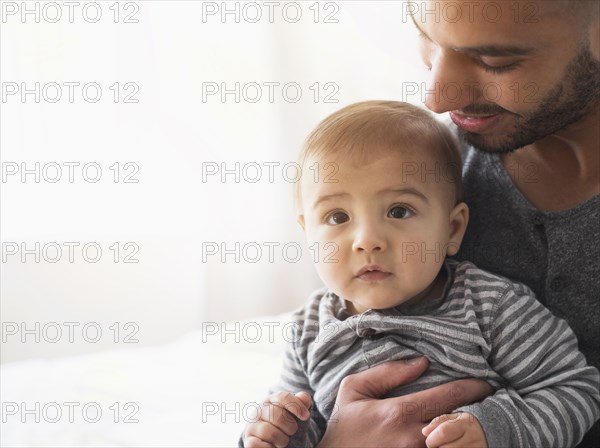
[422,413,458,437]
[424,414,464,447]
[245,420,290,448]
[243,435,275,448]
[258,402,299,437]
[295,391,312,412]
[252,391,311,440]
[267,391,311,421]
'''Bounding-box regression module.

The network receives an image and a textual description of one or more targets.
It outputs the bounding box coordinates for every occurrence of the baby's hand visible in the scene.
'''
[243,391,312,448]
[422,412,488,448]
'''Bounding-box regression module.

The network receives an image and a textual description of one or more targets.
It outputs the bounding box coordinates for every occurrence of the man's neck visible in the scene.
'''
[499,105,600,212]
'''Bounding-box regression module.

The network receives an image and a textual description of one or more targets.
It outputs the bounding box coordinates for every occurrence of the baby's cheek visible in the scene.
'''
[313,259,342,289]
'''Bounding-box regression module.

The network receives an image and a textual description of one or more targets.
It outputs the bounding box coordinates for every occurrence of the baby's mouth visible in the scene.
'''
[356,265,392,282]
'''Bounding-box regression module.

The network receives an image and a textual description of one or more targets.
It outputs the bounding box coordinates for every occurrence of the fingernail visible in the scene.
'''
[406,356,424,365]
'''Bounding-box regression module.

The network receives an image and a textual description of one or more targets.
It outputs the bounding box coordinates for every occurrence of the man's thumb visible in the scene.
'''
[338,357,429,403]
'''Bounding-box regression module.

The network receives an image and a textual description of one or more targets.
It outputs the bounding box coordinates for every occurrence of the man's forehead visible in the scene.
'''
[409,0,573,29]
[409,0,571,52]
[410,0,571,15]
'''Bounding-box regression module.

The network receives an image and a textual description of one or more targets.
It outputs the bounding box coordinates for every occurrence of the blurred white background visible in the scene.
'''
[1,1,431,445]
[1,0,425,363]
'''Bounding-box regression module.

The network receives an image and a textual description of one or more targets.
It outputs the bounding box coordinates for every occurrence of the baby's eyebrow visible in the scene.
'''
[312,188,429,209]
[313,192,349,209]
[383,187,429,204]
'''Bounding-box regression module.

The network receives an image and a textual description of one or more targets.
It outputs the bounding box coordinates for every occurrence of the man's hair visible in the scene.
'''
[295,100,463,212]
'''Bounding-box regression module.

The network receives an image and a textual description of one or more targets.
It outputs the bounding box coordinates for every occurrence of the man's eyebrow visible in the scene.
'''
[455,45,535,57]
[413,20,535,57]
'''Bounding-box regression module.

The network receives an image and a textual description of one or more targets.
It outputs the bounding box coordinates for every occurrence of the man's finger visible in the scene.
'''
[337,357,429,405]
[392,378,494,421]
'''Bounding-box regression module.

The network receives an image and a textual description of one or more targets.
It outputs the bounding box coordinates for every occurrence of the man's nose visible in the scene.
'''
[352,223,387,253]
[424,51,479,114]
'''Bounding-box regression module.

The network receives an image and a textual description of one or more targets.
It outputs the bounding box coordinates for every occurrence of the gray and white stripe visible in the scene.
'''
[243,260,600,447]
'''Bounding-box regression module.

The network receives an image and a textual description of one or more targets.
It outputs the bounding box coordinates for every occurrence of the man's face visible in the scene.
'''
[413,0,600,153]
[297,150,466,315]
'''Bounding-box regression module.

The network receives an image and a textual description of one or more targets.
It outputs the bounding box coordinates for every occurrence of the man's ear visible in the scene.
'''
[297,214,306,232]
[447,202,469,256]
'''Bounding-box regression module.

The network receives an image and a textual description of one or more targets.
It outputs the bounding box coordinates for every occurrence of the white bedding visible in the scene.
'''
[0,315,291,447]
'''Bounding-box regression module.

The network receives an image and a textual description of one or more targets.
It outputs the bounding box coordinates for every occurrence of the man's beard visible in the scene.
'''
[460,43,600,153]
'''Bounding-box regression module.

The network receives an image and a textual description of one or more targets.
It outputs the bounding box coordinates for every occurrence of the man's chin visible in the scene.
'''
[459,129,522,154]
[453,112,524,153]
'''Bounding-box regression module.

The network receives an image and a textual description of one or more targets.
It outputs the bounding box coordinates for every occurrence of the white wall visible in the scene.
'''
[1,1,426,362]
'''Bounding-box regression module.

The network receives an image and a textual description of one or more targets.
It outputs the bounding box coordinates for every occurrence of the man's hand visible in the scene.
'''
[318,357,493,448]
[244,391,312,448]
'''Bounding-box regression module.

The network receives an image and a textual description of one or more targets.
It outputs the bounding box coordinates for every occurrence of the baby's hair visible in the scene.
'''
[295,100,463,212]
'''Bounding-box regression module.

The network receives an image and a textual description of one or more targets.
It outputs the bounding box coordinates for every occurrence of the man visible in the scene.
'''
[318,1,600,446]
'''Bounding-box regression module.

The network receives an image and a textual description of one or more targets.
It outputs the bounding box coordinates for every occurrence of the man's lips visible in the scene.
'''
[449,111,503,133]
[356,265,392,282]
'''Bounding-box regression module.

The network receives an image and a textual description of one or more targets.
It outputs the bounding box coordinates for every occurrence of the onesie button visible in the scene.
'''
[532,215,544,229]
[550,276,565,291]
[359,328,376,338]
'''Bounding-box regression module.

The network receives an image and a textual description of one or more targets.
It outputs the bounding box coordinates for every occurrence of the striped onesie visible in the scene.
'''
[253,260,600,447]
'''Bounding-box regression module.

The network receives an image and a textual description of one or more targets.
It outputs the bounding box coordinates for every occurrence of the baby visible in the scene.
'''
[240,101,600,447]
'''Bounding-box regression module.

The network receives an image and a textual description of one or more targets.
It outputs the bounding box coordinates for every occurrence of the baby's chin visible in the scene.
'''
[344,295,407,314]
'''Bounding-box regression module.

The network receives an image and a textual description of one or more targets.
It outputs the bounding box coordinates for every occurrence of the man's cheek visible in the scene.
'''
[497,79,544,109]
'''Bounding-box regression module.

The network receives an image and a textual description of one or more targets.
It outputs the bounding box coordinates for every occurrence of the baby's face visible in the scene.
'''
[298,148,467,314]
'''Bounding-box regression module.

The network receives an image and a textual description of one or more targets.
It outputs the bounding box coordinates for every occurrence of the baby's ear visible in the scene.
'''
[297,214,306,231]
[447,202,469,256]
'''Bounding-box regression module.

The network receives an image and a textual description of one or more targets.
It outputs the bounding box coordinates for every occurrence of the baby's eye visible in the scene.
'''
[388,206,413,219]
[326,211,349,225]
